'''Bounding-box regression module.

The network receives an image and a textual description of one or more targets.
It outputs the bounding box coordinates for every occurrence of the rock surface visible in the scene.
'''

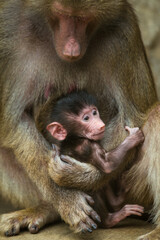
[0,220,154,240]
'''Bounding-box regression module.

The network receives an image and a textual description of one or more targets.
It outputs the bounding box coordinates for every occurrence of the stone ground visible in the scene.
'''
[0,220,154,240]
[0,197,154,240]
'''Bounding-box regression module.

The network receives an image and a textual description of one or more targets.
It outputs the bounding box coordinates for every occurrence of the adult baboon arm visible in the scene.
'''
[49,150,106,192]
[0,106,100,233]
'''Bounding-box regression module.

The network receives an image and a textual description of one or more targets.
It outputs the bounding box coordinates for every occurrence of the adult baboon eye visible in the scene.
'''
[83,115,89,121]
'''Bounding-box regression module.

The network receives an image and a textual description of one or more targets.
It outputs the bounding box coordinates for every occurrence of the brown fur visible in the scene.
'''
[0,0,158,238]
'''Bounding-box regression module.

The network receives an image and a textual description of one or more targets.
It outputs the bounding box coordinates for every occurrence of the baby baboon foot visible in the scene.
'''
[0,206,52,236]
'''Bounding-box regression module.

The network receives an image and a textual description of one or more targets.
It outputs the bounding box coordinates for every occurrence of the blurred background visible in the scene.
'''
[129,0,160,98]
[129,0,160,99]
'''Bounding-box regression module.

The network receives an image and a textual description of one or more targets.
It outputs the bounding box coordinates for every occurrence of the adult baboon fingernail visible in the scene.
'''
[87,228,92,233]
[96,216,101,222]
[61,155,68,160]
[89,198,94,204]
[61,155,71,164]
[5,231,10,236]
[12,227,18,235]
[29,224,39,234]
[92,224,97,229]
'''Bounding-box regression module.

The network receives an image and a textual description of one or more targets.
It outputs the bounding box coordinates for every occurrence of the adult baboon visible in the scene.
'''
[0,0,158,239]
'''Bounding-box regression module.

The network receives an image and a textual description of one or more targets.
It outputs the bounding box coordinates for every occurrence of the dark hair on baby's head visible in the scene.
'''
[50,90,97,124]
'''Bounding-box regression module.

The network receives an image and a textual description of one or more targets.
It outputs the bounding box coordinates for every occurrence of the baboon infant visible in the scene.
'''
[37,90,144,229]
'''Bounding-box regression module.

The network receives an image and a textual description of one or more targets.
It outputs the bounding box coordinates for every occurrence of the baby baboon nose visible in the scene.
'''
[100,123,105,131]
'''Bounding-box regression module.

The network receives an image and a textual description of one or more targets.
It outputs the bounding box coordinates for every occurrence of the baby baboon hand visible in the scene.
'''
[58,191,100,233]
[125,126,144,147]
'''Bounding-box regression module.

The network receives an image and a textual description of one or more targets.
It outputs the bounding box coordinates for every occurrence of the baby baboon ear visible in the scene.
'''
[46,122,67,141]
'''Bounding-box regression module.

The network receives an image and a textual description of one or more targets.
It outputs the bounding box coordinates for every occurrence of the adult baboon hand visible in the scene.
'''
[49,147,100,190]
[50,144,101,232]
[57,190,101,233]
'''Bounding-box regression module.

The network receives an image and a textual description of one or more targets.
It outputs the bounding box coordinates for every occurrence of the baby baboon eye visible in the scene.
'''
[92,110,97,116]
[83,115,89,121]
